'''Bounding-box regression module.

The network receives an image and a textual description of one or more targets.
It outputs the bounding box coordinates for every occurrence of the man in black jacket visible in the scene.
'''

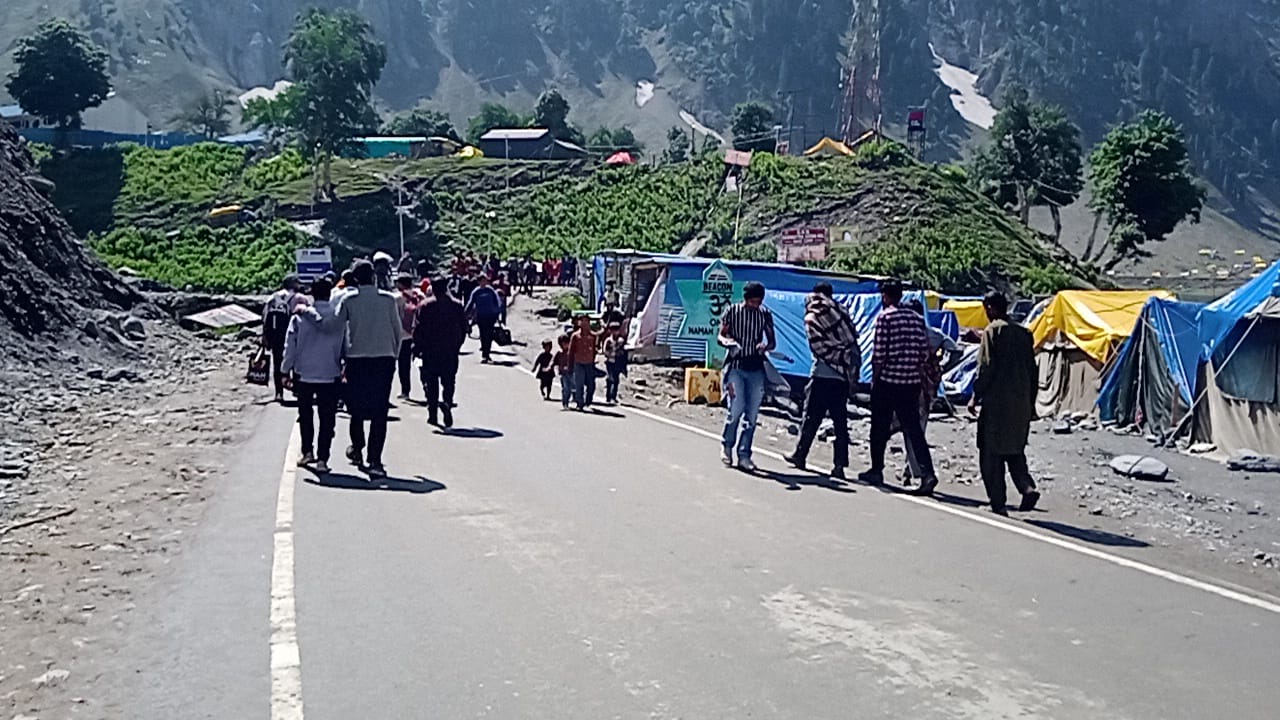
[414,279,469,428]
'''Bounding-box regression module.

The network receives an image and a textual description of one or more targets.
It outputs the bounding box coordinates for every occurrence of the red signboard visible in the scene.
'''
[777,227,829,263]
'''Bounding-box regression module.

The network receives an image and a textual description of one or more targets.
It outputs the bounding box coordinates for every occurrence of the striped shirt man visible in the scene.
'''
[719,301,776,361]
[872,304,928,385]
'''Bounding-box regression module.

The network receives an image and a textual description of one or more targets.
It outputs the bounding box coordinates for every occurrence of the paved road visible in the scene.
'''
[111,342,1280,719]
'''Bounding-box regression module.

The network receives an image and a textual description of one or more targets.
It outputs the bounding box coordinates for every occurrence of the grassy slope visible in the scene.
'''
[37,141,1084,294]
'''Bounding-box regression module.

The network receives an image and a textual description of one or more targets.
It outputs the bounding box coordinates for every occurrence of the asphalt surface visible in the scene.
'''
[110,342,1280,719]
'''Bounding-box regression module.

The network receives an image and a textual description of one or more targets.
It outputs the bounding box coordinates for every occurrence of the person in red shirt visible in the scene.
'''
[567,316,601,410]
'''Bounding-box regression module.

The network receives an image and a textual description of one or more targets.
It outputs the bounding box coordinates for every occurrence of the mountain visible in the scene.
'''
[3,1,1280,262]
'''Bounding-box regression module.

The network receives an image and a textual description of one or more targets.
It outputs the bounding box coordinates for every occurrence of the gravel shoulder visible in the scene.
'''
[1,318,262,718]
[506,289,1280,598]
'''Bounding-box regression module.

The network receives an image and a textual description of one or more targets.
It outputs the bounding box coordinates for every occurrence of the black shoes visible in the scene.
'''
[783,453,806,471]
[1019,490,1041,512]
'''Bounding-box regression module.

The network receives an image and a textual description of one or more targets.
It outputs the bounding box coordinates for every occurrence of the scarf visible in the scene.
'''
[806,293,860,383]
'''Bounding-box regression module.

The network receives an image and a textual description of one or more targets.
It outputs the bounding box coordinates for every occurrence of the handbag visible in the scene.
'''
[246,347,270,386]
[494,324,513,346]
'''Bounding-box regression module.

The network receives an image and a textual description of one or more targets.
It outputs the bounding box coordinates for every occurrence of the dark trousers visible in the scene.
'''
[538,373,554,398]
[870,381,935,479]
[980,445,1037,511]
[477,316,498,359]
[269,344,285,394]
[573,362,597,408]
[397,339,414,395]
[792,376,851,469]
[345,357,396,466]
[421,354,459,413]
[605,362,624,403]
[295,381,340,461]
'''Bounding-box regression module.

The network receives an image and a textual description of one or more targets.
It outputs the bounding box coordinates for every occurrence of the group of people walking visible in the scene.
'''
[719,278,1040,516]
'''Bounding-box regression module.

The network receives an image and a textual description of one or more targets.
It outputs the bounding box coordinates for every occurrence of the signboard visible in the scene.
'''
[777,227,829,263]
[775,139,790,156]
[676,260,744,367]
[295,247,333,283]
[724,149,753,168]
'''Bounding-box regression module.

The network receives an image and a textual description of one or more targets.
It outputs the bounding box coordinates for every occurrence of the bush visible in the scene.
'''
[853,140,915,170]
[90,220,307,293]
[113,143,248,226]
[243,148,309,192]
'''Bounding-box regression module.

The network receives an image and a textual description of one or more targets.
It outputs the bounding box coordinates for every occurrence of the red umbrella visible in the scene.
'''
[605,151,636,165]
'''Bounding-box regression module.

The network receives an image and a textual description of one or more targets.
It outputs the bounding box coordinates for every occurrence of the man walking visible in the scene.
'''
[901,298,963,484]
[785,282,859,480]
[465,274,503,363]
[282,278,346,474]
[333,260,402,479]
[262,274,307,402]
[970,291,1040,516]
[718,281,776,473]
[567,315,601,410]
[394,274,425,400]
[414,277,468,428]
[861,280,938,494]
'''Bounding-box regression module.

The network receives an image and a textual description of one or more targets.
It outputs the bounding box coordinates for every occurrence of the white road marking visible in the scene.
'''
[613,402,1280,616]
[270,427,305,719]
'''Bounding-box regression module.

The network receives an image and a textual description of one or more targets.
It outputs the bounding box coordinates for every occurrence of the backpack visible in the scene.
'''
[263,292,293,346]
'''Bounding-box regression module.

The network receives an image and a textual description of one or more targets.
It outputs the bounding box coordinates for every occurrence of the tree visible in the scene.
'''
[970,87,1083,242]
[731,102,776,153]
[242,9,386,201]
[174,89,233,140]
[664,126,691,164]
[383,108,459,141]
[534,89,573,139]
[1084,110,1206,270]
[466,102,524,144]
[6,19,110,132]
[589,125,643,155]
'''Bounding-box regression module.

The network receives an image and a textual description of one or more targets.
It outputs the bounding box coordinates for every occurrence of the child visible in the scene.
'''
[553,334,573,409]
[567,316,601,410]
[602,322,628,405]
[533,339,556,400]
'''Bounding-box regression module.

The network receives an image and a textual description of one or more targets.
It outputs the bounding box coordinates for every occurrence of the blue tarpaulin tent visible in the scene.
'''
[764,289,927,381]
[1096,297,1205,434]
[1198,260,1280,358]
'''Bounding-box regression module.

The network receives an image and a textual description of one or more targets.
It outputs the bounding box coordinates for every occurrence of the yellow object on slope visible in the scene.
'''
[803,137,854,158]
[943,299,989,329]
[1029,290,1172,364]
[684,368,723,405]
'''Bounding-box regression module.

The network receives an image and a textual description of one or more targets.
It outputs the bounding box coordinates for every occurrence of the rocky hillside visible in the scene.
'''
[0,122,136,342]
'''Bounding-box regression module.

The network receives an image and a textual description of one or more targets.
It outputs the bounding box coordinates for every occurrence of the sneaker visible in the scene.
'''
[738,457,758,473]
[345,445,364,467]
[367,464,388,479]
[297,452,315,467]
[314,460,331,474]
[428,411,438,426]
[830,466,847,481]
[783,453,806,471]
[720,447,734,467]
[442,407,454,428]
[858,469,885,486]
[990,506,1010,517]
[1019,490,1041,512]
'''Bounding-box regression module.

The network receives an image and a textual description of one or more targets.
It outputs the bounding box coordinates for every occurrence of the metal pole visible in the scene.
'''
[398,185,405,258]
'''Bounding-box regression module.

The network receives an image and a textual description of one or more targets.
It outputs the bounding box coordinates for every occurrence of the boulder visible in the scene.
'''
[1226,449,1280,473]
[1109,455,1169,482]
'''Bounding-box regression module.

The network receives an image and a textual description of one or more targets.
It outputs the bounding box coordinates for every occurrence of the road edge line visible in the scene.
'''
[270,426,305,719]
[616,402,1280,616]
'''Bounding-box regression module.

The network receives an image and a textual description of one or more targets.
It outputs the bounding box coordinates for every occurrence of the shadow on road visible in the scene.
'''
[487,360,522,368]
[585,408,626,418]
[303,472,447,494]
[434,427,504,439]
[761,469,856,494]
[1026,520,1150,548]
[929,491,988,509]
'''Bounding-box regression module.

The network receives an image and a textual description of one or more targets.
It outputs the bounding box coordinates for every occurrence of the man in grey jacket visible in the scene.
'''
[282,278,347,474]
[332,260,403,479]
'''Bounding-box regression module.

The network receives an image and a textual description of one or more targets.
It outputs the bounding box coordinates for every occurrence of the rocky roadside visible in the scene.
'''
[0,313,261,719]
[504,289,1280,597]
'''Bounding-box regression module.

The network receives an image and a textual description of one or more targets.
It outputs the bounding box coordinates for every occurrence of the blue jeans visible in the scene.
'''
[573,362,597,408]
[559,372,573,407]
[722,369,766,461]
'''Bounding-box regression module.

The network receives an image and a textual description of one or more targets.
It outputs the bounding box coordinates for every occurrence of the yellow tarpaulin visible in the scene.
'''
[456,145,484,158]
[943,299,989,329]
[803,137,854,157]
[1029,290,1172,364]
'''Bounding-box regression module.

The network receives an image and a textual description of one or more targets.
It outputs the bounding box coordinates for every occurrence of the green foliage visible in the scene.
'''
[25,141,53,163]
[731,102,776,153]
[1086,110,1206,268]
[589,126,643,155]
[852,140,915,171]
[1019,263,1077,295]
[664,126,691,164]
[534,89,582,144]
[172,89,234,140]
[90,221,308,293]
[114,143,247,227]
[383,108,459,140]
[243,148,309,192]
[831,222,1005,293]
[466,102,525,144]
[6,19,110,130]
[970,86,1083,228]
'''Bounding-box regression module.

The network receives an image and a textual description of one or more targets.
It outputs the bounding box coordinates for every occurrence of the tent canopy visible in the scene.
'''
[943,298,989,329]
[605,151,636,165]
[803,137,854,157]
[1096,297,1205,429]
[1030,290,1171,363]
[1198,259,1280,357]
